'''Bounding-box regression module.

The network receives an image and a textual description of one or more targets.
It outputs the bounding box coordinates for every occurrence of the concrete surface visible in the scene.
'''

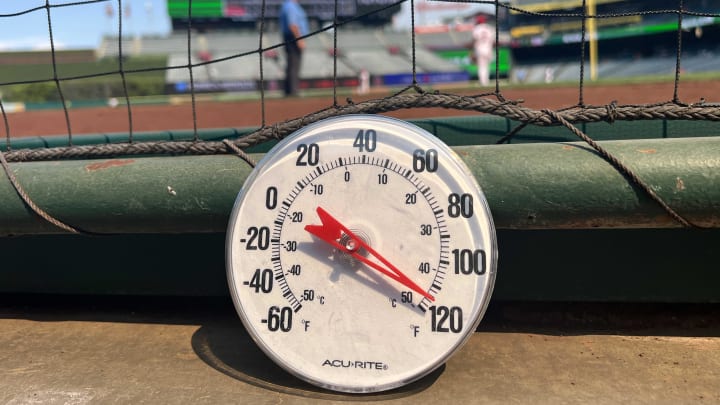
[0,296,718,404]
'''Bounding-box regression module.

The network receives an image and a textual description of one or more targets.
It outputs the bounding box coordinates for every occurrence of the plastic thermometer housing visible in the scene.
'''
[227,115,497,393]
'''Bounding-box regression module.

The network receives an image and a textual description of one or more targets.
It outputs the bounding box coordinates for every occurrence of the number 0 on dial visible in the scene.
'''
[227,115,497,393]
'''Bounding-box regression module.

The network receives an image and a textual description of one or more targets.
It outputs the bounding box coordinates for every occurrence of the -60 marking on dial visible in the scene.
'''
[227,115,497,393]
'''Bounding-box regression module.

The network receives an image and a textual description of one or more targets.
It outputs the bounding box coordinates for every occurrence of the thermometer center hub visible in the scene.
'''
[344,238,359,253]
[338,228,371,267]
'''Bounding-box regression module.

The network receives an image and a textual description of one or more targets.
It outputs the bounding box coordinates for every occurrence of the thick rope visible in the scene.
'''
[543,109,693,228]
[223,139,257,168]
[0,148,82,234]
[5,94,720,163]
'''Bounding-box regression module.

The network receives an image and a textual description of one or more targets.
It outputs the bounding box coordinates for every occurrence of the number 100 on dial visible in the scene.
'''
[227,115,497,393]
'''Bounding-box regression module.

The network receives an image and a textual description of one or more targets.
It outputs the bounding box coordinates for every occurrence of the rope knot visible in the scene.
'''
[541,108,560,125]
[271,123,282,140]
[605,101,618,124]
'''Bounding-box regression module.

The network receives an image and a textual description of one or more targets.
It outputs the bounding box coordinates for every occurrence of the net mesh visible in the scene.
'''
[1,0,719,232]
[1,0,719,160]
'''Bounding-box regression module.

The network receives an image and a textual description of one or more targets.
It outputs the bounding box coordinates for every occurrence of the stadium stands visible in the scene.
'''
[342,49,412,75]
[335,29,385,49]
[683,52,720,73]
[378,30,412,48]
[410,32,450,49]
[512,48,720,85]
[295,49,357,79]
[115,28,474,92]
[98,24,720,92]
[166,51,285,82]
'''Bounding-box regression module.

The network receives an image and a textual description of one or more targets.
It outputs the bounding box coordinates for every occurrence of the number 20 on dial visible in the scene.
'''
[227,115,497,393]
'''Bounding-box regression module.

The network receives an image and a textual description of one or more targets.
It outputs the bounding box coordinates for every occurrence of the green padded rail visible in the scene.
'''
[1,137,718,236]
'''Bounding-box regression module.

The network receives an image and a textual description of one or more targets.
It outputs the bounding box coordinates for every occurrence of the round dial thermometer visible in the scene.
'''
[227,115,497,393]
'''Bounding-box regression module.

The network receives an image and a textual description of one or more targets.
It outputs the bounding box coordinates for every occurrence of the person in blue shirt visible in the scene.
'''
[279,0,309,96]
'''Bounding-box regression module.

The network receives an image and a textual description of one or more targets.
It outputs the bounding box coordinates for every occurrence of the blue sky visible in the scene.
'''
[0,0,491,51]
[0,0,171,51]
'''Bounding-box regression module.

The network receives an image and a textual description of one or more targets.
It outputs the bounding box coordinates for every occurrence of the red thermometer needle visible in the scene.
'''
[305,206,434,301]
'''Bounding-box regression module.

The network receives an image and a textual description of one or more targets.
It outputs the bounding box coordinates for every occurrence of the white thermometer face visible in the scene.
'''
[227,115,497,393]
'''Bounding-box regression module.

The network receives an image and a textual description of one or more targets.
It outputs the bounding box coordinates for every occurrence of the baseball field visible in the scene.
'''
[6,79,719,137]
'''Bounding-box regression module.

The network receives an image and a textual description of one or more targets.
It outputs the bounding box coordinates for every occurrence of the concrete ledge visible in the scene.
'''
[1,297,717,403]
